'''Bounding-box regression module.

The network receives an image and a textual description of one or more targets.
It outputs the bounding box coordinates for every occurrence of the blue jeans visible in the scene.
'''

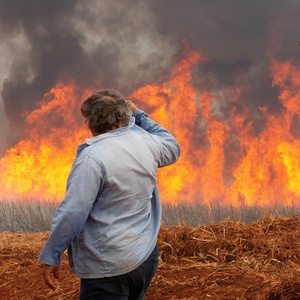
[79,245,159,300]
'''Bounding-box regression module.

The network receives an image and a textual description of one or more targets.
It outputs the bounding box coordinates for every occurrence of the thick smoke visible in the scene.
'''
[0,0,300,152]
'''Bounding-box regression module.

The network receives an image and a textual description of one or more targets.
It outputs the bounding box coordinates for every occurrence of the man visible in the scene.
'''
[38,89,180,299]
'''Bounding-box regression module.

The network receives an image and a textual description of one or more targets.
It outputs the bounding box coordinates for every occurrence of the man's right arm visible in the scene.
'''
[132,107,181,167]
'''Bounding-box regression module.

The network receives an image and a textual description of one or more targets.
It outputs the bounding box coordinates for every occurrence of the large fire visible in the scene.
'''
[1,42,300,206]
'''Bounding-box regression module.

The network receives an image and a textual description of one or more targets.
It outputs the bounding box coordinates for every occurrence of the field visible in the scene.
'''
[2,214,300,299]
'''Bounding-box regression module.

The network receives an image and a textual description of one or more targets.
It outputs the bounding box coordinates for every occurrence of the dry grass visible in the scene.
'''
[1,199,299,231]
[156,214,300,299]
[2,214,300,299]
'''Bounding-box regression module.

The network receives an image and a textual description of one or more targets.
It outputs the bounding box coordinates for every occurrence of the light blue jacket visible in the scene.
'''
[38,108,180,278]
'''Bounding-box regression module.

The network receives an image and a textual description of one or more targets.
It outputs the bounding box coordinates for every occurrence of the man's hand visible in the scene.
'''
[42,264,60,290]
[127,100,137,113]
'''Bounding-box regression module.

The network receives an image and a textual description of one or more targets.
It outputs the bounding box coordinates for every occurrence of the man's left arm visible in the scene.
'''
[38,154,103,289]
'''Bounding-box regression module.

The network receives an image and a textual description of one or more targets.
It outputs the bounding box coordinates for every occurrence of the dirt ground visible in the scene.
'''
[2,215,300,299]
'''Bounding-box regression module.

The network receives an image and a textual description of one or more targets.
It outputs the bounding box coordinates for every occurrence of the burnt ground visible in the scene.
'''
[2,216,300,299]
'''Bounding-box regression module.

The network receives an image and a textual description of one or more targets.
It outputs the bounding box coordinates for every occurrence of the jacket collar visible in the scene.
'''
[86,117,135,145]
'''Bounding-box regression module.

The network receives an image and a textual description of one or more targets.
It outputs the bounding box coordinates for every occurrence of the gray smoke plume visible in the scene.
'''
[0,0,300,153]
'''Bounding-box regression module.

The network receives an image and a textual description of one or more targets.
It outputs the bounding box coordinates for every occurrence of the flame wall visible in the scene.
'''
[1,1,300,205]
[1,43,300,206]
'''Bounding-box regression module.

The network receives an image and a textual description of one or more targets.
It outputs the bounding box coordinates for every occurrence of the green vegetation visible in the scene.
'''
[0,199,299,232]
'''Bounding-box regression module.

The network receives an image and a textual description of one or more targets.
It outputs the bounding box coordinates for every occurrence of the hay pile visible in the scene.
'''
[156,214,300,299]
[1,215,300,299]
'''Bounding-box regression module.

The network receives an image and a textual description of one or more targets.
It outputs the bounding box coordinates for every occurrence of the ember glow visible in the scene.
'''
[0,44,300,206]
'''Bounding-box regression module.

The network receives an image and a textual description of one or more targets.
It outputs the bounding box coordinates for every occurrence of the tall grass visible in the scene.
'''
[0,199,57,232]
[0,199,299,232]
[162,202,300,226]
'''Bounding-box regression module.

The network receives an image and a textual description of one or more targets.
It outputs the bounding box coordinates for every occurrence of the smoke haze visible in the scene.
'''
[0,0,300,152]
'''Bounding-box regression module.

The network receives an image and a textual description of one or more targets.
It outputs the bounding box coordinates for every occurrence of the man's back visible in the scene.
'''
[67,117,172,277]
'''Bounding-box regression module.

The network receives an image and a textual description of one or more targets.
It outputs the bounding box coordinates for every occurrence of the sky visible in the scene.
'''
[0,0,300,154]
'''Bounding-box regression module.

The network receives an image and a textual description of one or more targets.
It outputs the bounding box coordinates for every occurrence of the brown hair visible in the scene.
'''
[81,89,130,134]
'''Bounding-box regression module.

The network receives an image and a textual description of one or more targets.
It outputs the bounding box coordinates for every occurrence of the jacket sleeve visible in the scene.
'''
[133,108,180,167]
[38,153,104,266]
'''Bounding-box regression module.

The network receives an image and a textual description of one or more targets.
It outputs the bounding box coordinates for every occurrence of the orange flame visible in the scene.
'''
[1,42,300,206]
[129,41,203,204]
[0,83,91,201]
